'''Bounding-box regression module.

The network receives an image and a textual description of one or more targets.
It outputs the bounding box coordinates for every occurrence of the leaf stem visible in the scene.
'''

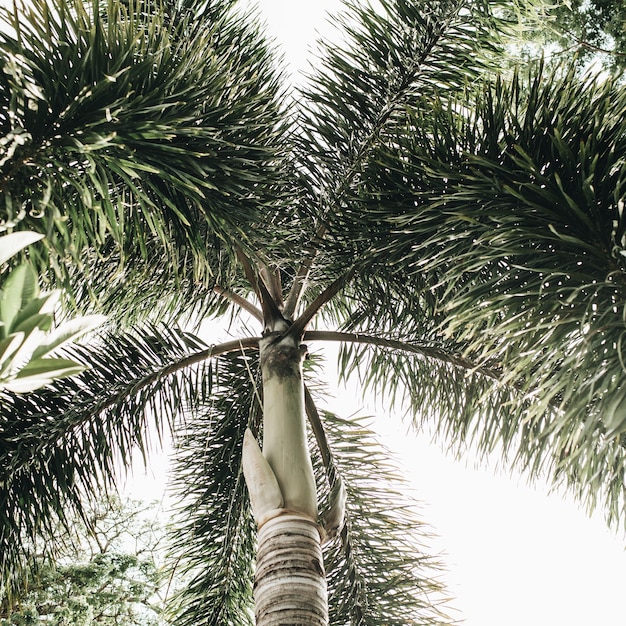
[303,330,502,381]
[286,269,354,340]
[213,286,263,323]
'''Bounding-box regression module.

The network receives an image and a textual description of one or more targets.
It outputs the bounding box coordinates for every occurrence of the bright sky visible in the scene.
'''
[240,1,626,625]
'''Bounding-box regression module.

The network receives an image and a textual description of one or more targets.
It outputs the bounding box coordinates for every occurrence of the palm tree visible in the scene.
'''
[1,0,625,624]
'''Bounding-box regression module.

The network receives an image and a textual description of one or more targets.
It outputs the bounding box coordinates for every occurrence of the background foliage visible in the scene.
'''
[0,497,167,626]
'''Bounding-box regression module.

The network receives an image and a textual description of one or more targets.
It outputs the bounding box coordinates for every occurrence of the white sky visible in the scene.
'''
[237,1,626,625]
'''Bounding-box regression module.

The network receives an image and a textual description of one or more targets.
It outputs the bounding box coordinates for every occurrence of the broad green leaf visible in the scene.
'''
[31,314,106,359]
[0,328,48,377]
[13,357,86,378]
[0,265,40,332]
[13,312,54,335]
[10,292,59,331]
[3,377,72,393]
[4,357,86,393]
[0,332,25,369]
[0,232,44,266]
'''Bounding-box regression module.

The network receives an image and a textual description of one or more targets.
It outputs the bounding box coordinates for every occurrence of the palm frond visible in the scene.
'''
[0,0,288,301]
[314,410,451,626]
[0,325,222,579]
[296,0,505,223]
[334,62,626,526]
[65,245,225,328]
[332,332,520,456]
[285,0,516,318]
[167,353,261,626]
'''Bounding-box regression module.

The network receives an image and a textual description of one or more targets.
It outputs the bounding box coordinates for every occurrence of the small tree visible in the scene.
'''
[545,0,626,69]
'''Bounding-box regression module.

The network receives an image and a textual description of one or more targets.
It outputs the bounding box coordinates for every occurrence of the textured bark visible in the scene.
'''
[254,514,327,626]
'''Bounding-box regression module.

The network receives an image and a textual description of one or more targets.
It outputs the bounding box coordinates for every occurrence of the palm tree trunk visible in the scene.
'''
[242,331,328,626]
[255,514,327,626]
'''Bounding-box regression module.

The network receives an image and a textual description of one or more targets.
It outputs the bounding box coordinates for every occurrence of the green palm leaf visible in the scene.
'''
[0,0,287,300]
[337,62,626,526]
[0,325,216,579]
[315,411,450,626]
[286,0,516,322]
[168,353,260,626]
[296,0,506,229]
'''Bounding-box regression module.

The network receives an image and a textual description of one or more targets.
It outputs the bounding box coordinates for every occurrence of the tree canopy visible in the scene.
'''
[548,0,626,69]
[1,0,625,623]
